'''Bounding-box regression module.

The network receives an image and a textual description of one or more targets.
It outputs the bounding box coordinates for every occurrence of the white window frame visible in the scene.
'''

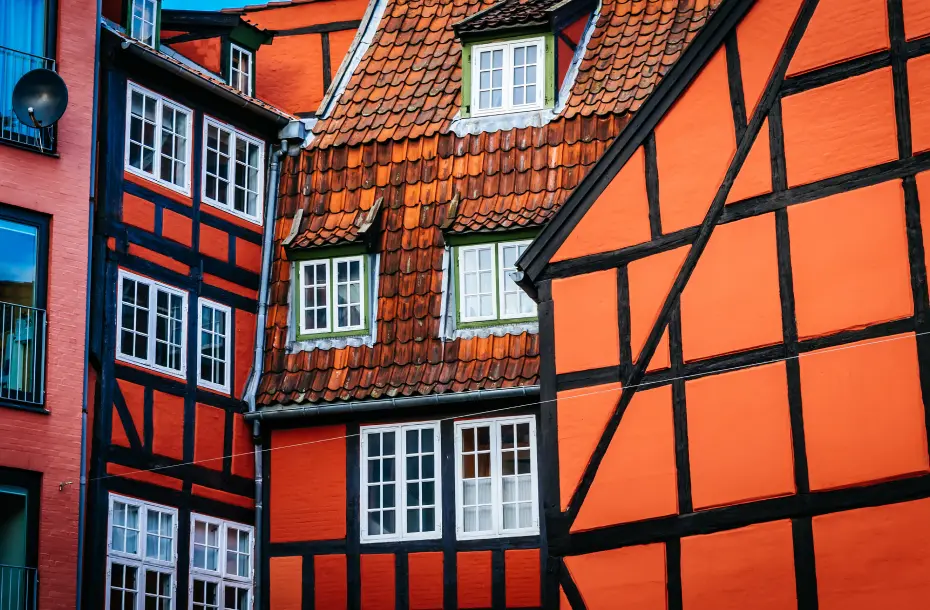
[116,269,189,379]
[296,255,367,336]
[458,241,537,324]
[228,44,253,96]
[201,116,265,224]
[189,514,254,610]
[125,82,193,196]
[360,422,442,543]
[197,299,232,394]
[497,240,536,320]
[470,36,546,117]
[454,415,539,540]
[106,494,179,610]
[130,0,158,47]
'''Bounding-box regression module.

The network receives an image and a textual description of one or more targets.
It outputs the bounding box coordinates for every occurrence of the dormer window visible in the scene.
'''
[455,239,537,325]
[229,44,253,96]
[470,37,546,116]
[130,0,158,47]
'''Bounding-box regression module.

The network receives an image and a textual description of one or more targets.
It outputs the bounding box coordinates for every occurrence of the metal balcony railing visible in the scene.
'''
[0,565,37,610]
[0,302,46,406]
[0,45,56,151]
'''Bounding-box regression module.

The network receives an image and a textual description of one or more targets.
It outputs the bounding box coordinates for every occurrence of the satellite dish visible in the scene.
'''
[12,68,68,129]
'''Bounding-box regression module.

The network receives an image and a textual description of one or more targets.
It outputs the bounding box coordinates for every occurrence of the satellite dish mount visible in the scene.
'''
[11,68,69,151]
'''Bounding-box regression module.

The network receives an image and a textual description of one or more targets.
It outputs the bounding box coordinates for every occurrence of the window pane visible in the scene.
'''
[0,216,40,304]
[404,427,438,535]
[200,303,228,388]
[109,563,138,610]
[301,261,329,332]
[365,430,398,537]
[460,425,494,533]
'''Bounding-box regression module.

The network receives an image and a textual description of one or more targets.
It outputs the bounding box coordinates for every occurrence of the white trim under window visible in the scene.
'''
[297,255,367,337]
[197,299,232,394]
[130,0,158,47]
[229,44,253,96]
[202,116,265,224]
[360,422,442,543]
[458,241,537,324]
[117,270,188,378]
[471,37,545,117]
[189,514,254,610]
[454,415,539,540]
[106,494,178,610]
[125,83,193,196]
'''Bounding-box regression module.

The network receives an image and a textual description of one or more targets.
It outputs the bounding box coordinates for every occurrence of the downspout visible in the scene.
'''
[77,0,104,606]
[244,138,286,610]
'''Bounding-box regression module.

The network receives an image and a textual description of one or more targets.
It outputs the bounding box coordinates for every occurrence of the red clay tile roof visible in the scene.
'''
[452,0,569,35]
[257,0,722,406]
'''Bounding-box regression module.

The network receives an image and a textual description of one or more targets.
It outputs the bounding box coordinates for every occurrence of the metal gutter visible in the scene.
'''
[77,0,104,605]
[245,385,542,422]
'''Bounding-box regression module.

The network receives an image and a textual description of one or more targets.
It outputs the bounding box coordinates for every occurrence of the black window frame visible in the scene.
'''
[0,466,42,572]
[0,204,49,311]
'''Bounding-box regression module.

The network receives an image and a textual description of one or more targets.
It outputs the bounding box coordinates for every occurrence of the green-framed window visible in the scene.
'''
[295,254,370,339]
[455,239,536,327]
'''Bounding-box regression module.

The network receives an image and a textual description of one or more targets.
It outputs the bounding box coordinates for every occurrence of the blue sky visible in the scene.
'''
[162,0,253,10]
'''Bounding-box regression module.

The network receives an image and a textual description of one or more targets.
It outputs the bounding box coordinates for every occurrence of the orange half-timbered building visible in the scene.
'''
[516,0,930,607]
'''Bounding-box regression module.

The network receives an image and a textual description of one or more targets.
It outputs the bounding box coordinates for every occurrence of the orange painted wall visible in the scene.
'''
[270,556,302,610]
[552,270,619,373]
[408,552,444,610]
[564,544,667,609]
[315,554,349,608]
[361,554,395,610]
[457,551,493,608]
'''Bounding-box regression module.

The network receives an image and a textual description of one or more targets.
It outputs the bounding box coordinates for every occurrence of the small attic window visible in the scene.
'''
[129,0,158,47]
[229,43,253,96]
[469,36,548,117]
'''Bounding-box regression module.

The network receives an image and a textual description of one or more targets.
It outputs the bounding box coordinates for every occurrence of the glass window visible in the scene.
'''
[360,423,442,542]
[117,270,187,377]
[229,44,253,96]
[455,416,538,539]
[126,83,191,193]
[297,255,368,337]
[0,214,41,308]
[190,515,253,610]
[130,0,158,47]
[458,240,536,324]
[498,241,536,319]
[471,37,545,116]
[203,118,264,223]
[198,300,231,393]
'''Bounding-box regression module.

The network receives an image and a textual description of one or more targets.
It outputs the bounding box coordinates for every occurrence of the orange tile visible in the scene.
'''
[788,0,889,76]
[552,270,619,374]
[908,53,930,154]
[564,544,667,610]
[681,214,783,362]
[788,181,913,338]
[628,246,689,371]
[813,499,930,609]
[783,68,898,187]
[681,520,797,610]
[800,334,929,490]
[686,363,796,510]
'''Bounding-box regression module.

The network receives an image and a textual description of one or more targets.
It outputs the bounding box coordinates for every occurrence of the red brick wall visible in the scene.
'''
[0,0,97,608]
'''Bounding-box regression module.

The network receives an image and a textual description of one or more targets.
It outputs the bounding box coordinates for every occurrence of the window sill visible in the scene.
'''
[289,332,375,354]
[202,197,263,227]
[125,165,191,199]
[451,107,556,138]
[452,319,538,341]
[0,399,49,415]
[456,527,540,542]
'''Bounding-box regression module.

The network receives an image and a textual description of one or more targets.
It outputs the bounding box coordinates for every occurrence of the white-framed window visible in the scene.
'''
[125,83,192,194]
[229,44,253,96]
[130,0,158,47]
[297,255,367,337]
[470,37,545,116]
[197,299,231,393]
[457,240,537,323]
[189,515,253,610]
[454,415,539,540]
[107,494,178,610]
[202,117,264,224]
[360,422,442,542]
[117,270,188,378]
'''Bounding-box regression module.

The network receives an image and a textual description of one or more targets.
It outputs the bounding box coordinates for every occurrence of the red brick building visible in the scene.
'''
[0,0,98,608]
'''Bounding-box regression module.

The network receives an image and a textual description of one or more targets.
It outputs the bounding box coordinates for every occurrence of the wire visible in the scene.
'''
[92,328,927,482]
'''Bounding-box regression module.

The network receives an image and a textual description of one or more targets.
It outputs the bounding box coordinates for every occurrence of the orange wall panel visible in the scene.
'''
[573,385,677,531]
[270,426,347,542]
[681,214,783,362]
[782,68,898,187]
[191,485,253,509]
[557,383,622,510]
[127,243,190,276]
[505,549,541,608]
[553,146,652,261]
[256,36,325,115]
[122,193,156,232]
[564,543,666,609]
[408,551,443,610]
[919,171,930,276]
[235,310,256,399]
[686,362,796,509]
[788,181,913,338]
[236,237,262,272]
[124,172,192,206]
[161,208,192,247]
[457,551,492,608]
[904,0,930,40]
[112,380,145,448]
[681,520,797,610]
[908,53,930,154]
[726,119,771,204]
[736,0,805,114]
[168,37,222,74]
[800,334,929,490]
[194,402,225,471]
[813,499,930,609]
[361,554,395,610]
[788,0,889,76]
[232,413,255,479]
[656,49,736,233]
[152,390,184,461]
[200,223,229,262]
[315,554,348,609]
[106,463,183,490]
[552,270,619,373]
[269,556,302,610]
[628,246,689,371]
